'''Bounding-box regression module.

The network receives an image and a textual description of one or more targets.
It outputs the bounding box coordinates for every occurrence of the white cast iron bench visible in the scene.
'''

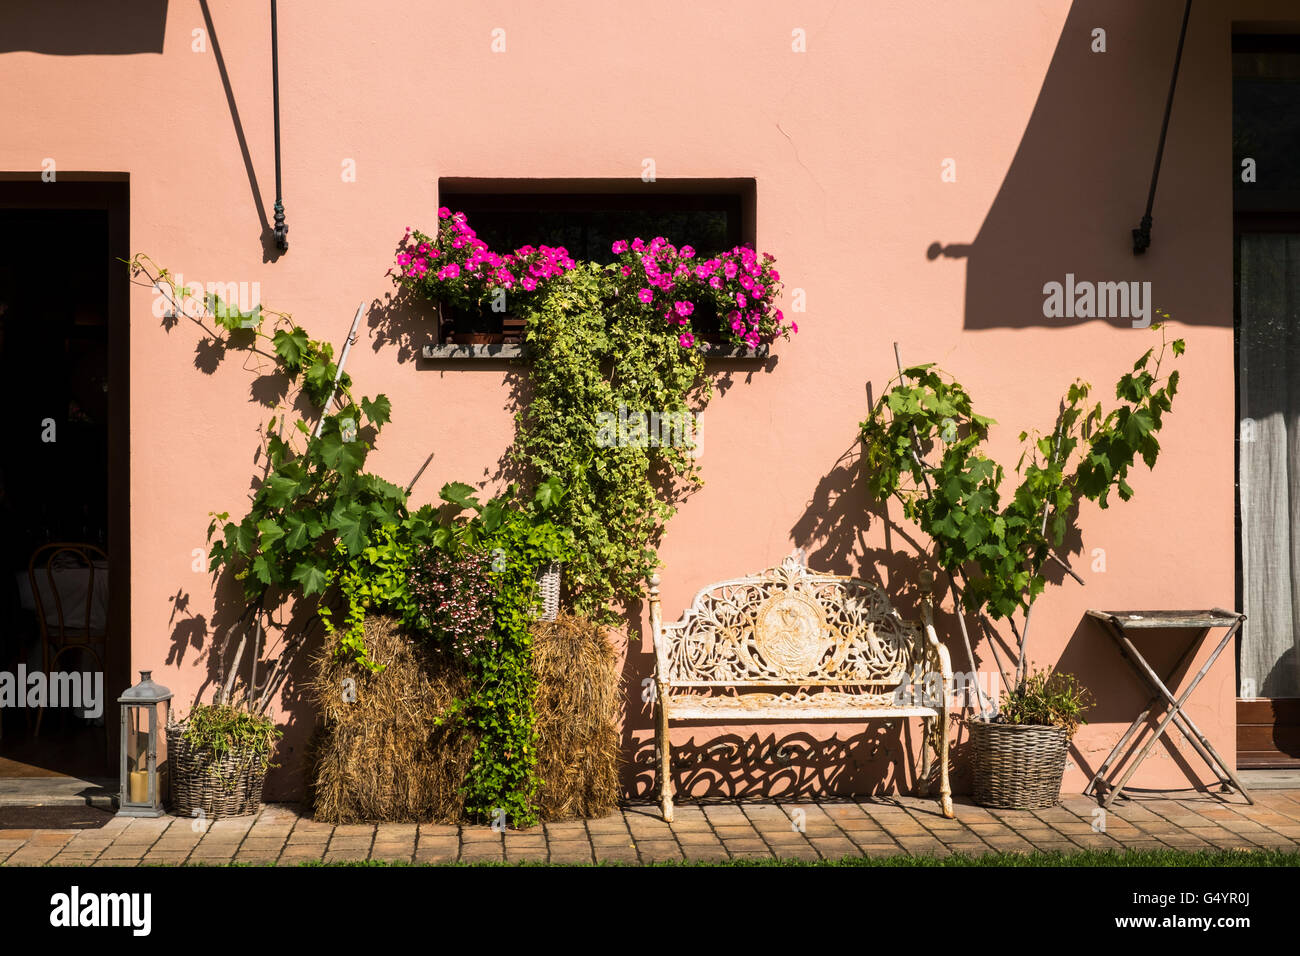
[647,556,953,820]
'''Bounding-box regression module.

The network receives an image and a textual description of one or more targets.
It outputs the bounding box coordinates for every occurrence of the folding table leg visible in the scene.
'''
[1102,624,1246,808]
[1119,620,1253,805]
[1100,632,1240,798]
[1086,706,1153,799]
[1086,620,1203,800]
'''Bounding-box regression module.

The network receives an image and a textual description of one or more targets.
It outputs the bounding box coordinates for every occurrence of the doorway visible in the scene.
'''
[1234,35,1300,768]
[0,178,130,782]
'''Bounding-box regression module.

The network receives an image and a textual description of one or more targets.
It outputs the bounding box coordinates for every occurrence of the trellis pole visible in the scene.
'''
[313,302,366,438]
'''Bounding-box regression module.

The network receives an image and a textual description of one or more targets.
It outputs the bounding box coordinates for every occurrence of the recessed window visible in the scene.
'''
[438,179,754,266]
[430,179,753,344]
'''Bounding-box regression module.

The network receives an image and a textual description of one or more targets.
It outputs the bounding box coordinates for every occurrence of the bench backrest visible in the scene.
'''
[648,556,927,690]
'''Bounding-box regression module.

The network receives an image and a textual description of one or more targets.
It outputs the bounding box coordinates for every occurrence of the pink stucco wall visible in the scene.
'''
[3,0,1291,800]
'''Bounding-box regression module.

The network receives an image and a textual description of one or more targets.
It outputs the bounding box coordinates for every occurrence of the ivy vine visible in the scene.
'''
[512,263,710,622]
[423,479,571,826]
[135,253,574,822]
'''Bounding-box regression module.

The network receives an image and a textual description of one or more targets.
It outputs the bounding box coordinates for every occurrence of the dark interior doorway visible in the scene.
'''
[0,178,130,781]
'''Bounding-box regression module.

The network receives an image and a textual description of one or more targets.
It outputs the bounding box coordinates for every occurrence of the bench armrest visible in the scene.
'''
[647,573,672,686]
[919,575,953,710]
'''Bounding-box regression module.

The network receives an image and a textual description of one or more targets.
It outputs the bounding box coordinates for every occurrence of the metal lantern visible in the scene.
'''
[117,670,172,818]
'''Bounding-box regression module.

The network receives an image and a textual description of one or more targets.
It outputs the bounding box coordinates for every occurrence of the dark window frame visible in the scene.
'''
[434,178,757,344]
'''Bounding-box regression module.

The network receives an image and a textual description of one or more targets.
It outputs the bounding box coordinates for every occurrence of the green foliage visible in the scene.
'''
[206,406,408,602]
[425,479,572,828]
[860,326,1185,687]
[130,254,419,673]
[319,518,436,672]
[513,264,709,622]
[997,670,1093,734]
[179,702,281,772]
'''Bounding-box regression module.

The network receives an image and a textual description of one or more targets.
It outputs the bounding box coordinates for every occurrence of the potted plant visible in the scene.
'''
[860,326,1185,808]
[168,698,280,819]
[391,208,575,343]
[969,669,1092,808]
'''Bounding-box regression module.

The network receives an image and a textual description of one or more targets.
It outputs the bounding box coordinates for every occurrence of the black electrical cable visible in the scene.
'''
[1132,0,1192,255]
[271,0,287,252]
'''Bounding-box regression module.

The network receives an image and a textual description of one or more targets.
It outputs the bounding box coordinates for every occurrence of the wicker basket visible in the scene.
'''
[166,721,267,818]
[969,719,1070,809]
[536,562,561,622]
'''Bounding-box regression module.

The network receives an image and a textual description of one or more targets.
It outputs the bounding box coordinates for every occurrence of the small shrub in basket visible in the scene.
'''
[168,702,280,820]
[970,670,1092,809]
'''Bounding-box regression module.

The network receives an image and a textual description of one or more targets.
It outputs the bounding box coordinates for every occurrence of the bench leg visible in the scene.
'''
[938,709,953,818]
[917,716,934,797]
[656,686,673,822]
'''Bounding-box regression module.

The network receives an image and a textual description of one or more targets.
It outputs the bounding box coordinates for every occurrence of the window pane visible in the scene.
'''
[439,194,740,264]
[1234,38,1300,205]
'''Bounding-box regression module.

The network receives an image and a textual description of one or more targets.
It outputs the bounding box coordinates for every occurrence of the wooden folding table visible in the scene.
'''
[1083,609,1252,808]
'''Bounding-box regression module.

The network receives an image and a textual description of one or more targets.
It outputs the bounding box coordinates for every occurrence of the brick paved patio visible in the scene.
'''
[3,791,1299,865]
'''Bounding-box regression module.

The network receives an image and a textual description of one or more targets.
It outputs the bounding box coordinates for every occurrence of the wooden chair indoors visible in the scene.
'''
[27,542,110,760]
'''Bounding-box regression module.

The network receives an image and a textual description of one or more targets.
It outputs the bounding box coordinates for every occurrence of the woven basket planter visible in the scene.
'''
[969,719,1071,809]
[166,722,268,819]
[536,562,561,622]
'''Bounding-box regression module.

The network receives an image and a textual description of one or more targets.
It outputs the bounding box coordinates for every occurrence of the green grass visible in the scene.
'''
[165,847,1300,868]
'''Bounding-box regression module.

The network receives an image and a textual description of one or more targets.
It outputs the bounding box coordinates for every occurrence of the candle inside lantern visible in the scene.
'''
[129,770,149,803]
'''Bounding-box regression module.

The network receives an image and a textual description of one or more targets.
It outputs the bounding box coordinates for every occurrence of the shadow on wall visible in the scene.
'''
[367,289,432,367]
[189,0,283,262]
[751,5,1219,794]
[166,578,324,801]
[0,0,168,54]
[938,0,1228,331]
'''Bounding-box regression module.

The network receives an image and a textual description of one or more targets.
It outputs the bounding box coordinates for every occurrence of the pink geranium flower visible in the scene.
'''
[679,332,695,348]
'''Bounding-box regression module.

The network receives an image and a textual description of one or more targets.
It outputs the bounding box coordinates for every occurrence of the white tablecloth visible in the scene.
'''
[16,561,109,633]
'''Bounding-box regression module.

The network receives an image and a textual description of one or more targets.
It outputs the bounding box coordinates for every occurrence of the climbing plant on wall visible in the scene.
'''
[510,263,706,622]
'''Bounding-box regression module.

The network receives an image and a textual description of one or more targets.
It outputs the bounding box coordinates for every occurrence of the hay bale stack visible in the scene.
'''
[308,615,477,824]
[532,613,622,820]
[308,611,621,824]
